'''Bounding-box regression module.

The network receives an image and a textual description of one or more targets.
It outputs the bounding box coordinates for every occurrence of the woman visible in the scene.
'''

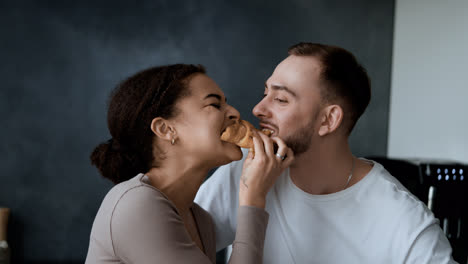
[85,64,293,263]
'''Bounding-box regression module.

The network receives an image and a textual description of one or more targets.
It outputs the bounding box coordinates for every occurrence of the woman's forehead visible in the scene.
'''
[187,74,225,99]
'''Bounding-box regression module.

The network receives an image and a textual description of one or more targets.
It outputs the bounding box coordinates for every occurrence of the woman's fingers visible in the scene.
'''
[271,136,295,168]
[257,130,275,158]
[251,132,265,159]
[271,137,287,163]
[281,147,295,168]
[239,134,295,208]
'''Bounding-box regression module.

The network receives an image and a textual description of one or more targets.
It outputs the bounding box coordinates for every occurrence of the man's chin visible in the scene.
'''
[284,138,312,156]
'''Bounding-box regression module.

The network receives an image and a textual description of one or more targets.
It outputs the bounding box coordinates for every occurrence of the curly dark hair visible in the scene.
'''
[288,43,371,134]
[90,64,206,184]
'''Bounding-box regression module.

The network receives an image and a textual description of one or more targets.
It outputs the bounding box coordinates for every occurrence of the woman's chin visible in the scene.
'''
[229,146,243,161]
[219,142,243,163]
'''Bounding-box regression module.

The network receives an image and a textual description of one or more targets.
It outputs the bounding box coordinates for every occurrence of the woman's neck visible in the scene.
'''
[145,157,210,215]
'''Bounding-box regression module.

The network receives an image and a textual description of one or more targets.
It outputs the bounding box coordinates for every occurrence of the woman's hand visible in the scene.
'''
[239,131,294,209]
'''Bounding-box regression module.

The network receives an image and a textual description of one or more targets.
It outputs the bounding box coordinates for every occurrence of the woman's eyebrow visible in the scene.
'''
[204,93,227,102]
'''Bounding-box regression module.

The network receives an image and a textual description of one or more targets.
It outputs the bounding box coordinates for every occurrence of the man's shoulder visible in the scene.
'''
[369,162,436,225]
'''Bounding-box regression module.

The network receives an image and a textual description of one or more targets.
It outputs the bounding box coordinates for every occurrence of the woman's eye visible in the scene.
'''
[275,98,288,103]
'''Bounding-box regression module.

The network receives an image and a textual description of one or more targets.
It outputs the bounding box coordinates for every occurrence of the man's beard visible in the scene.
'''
[283,117,316,156]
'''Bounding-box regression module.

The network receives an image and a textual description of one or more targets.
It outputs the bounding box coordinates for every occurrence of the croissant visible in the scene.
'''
[221,120,272,149]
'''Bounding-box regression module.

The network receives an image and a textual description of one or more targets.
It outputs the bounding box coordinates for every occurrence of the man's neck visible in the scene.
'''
[289,138,355,195]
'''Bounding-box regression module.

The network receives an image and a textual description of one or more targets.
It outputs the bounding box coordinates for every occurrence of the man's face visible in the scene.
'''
[253,55,324,155]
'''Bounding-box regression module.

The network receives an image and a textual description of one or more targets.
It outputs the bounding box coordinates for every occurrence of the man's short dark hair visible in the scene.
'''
[288,42,371,134]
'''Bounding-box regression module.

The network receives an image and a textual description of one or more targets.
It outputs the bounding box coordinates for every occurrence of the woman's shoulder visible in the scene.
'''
[98,174,177,219]
[115,174,175,209]
[89,174,178,253]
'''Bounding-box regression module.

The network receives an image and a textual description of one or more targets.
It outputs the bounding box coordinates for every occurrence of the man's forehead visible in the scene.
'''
[267,56,322,92]
[276,55,322,74]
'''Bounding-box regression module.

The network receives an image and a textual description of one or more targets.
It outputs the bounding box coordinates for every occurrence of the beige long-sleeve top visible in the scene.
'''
[85,174,269,264]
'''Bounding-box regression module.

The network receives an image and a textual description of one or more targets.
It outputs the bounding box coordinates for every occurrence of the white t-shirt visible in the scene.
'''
[195,151,457,264]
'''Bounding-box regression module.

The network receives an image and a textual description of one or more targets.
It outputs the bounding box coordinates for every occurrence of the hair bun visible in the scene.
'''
[90,139,143,184]
[108,138,124,152]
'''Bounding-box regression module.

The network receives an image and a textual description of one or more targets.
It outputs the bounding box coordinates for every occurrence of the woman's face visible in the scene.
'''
[171,74,243,167]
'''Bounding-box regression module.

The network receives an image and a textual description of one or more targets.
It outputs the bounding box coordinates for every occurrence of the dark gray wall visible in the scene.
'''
[0,0,394,262]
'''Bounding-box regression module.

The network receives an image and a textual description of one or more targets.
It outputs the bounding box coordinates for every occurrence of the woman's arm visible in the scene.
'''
[227,132,294,263]
[228,206,269,263]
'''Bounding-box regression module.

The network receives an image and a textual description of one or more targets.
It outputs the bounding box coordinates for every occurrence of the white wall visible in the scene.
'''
[388,0,468,163]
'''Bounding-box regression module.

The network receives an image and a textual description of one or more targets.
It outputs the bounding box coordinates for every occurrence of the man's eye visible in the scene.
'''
[210,104,221,109]
[275,98,288,103]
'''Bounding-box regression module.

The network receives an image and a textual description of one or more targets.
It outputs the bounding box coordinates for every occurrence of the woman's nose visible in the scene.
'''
[226,105,240,120]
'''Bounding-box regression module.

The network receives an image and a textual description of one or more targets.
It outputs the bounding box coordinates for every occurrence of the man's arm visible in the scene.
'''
[195,151,247,251]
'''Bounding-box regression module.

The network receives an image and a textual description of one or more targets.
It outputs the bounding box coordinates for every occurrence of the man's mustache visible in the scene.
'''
[257,119,278,131]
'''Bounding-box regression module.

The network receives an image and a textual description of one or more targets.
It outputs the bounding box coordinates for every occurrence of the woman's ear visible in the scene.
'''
[318,105,343,136]
[150,117,176,143]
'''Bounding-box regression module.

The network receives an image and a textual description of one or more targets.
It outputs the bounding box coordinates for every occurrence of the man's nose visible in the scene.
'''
[252,98,270,118]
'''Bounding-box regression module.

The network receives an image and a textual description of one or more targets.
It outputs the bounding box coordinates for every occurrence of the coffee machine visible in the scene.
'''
[369,157,467,263]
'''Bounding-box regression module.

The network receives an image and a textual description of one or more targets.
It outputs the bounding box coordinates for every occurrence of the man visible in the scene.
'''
[195,43,456,263]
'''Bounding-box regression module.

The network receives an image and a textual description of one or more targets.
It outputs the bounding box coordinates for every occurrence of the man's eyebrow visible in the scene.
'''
[264,83,297,97]
[204,93,227,102]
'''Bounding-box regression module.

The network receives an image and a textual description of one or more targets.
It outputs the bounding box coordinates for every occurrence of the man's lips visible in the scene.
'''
[259,122,277,135]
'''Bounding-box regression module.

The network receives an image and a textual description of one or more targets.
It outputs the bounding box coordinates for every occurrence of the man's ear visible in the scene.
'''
[318,105,343,136]
[150,117,176,142]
